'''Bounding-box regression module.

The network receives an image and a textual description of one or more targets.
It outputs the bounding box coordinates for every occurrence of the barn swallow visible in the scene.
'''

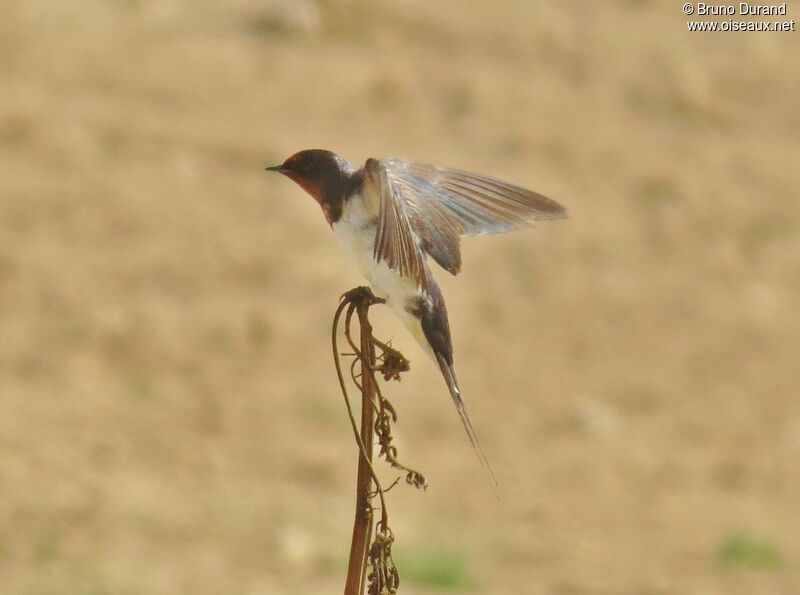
[267,150,566,482]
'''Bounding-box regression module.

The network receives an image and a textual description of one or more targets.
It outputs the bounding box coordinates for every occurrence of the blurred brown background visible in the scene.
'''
[1,1,799,593]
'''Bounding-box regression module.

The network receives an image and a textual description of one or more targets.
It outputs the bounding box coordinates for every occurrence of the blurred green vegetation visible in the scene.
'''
[396,544,475,591]
[718,531,782,569]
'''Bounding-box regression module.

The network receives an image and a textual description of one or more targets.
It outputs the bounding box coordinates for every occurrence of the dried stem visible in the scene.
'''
[349,294,376,595]
[332,287,424,595]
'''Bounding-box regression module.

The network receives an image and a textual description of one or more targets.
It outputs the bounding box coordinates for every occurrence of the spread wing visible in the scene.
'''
[365,157,566,291]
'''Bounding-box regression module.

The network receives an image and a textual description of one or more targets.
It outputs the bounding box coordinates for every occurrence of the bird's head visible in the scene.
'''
[266,149,355,205]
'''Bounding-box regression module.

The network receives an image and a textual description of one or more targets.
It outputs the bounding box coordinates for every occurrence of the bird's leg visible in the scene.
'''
[340,285,385,307]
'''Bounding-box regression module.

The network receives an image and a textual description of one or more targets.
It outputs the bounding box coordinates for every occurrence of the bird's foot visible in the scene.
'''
[339,286,385,306]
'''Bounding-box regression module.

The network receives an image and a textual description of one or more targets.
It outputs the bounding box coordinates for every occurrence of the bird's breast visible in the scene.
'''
[332,193,380,283]
[332,194,432,356]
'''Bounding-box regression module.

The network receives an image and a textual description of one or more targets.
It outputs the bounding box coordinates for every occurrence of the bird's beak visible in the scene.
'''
[265,164,285,173]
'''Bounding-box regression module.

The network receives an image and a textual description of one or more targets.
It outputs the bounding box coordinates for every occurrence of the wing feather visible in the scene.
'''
[365,157,566,289]
[368,158,430,290]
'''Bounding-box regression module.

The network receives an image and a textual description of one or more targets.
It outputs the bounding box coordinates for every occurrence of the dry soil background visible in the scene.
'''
[1,1,799,594]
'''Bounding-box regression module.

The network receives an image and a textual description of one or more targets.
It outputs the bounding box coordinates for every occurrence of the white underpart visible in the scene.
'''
[332,192,434,360]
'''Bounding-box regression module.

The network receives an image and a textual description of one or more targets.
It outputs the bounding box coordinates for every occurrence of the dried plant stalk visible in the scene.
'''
[332,287,424,595]
[345,292,376,595]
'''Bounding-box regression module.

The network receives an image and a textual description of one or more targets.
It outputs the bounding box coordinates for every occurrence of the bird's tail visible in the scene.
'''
[435,354,499,492]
